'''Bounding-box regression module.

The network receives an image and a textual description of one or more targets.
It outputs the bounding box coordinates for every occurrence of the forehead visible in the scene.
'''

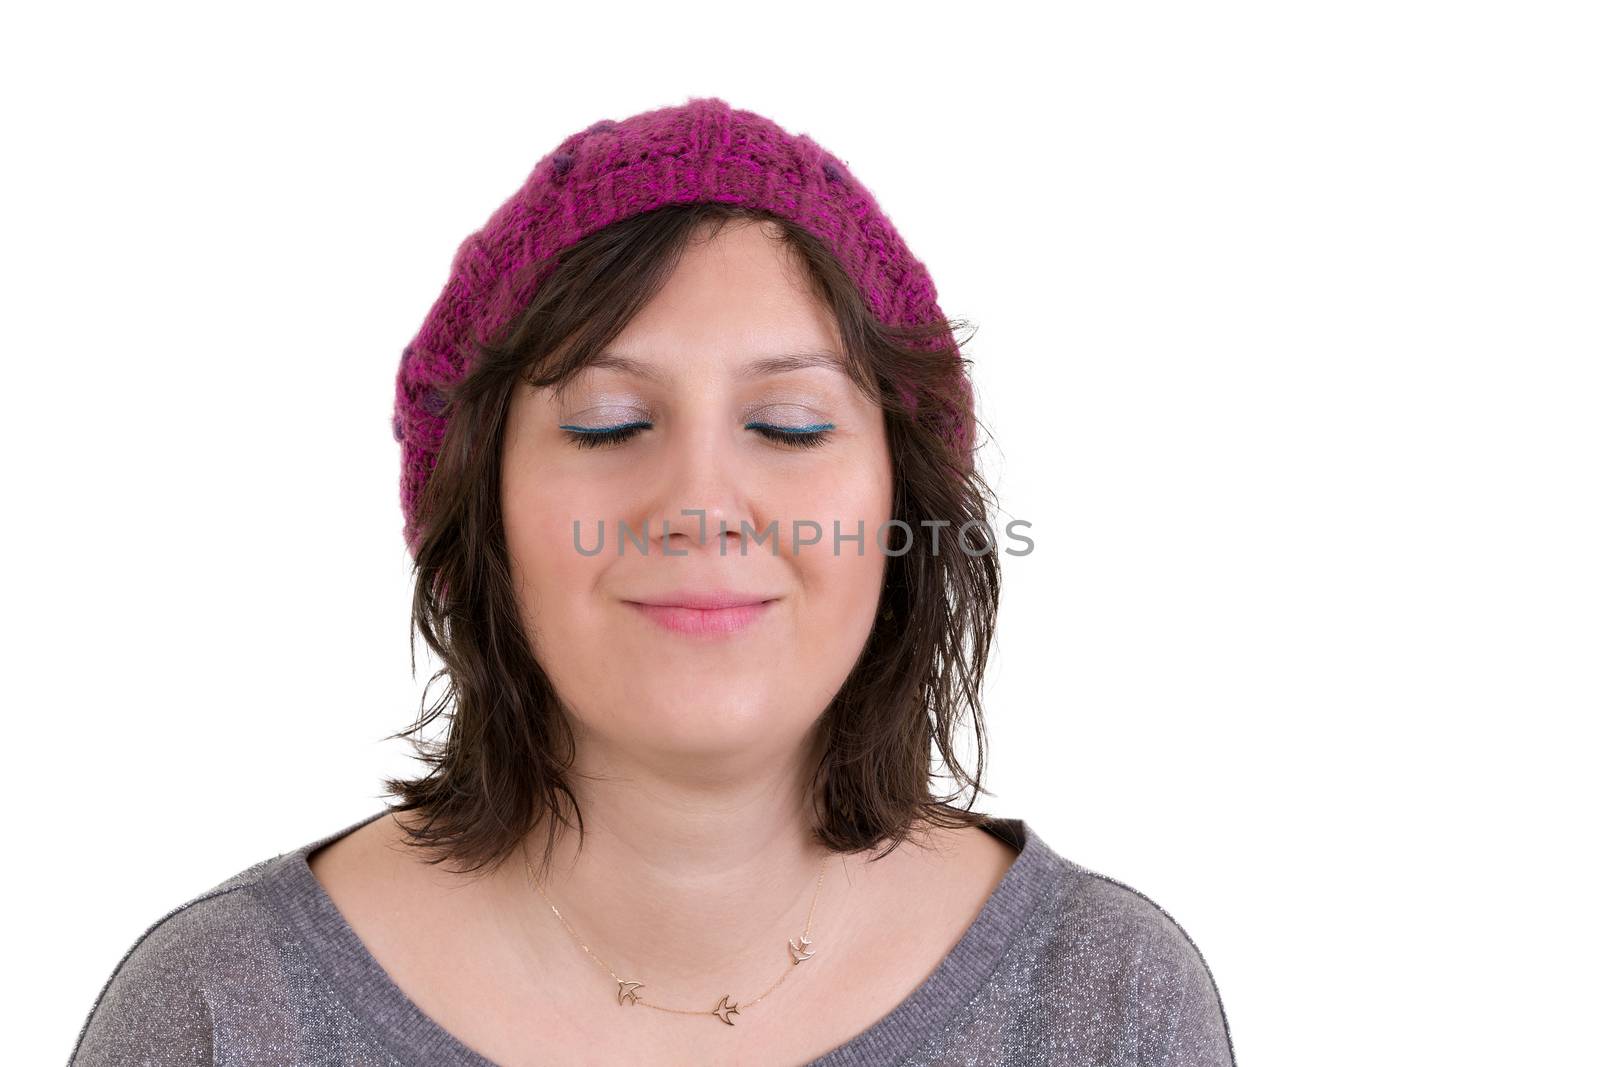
[558,221,849,386]
[629,223,836,349]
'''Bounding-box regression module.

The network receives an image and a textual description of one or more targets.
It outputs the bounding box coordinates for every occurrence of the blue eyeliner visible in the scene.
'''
[559,420,652,433]
[745,421,835,433]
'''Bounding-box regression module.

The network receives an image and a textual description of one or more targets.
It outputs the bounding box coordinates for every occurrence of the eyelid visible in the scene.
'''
[557,419,833,435]
[561,400,651,422]
[743,399,829,423]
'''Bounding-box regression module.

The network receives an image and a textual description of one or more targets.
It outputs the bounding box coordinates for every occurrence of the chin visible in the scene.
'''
[624,686,787,732]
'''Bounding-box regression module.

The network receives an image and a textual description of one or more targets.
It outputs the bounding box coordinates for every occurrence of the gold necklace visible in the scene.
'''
[523,849,833,1027]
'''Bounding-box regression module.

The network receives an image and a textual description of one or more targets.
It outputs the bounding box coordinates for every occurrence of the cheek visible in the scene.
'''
[796,537,887,637]
[501,474,610,656]
[786,459,893,634]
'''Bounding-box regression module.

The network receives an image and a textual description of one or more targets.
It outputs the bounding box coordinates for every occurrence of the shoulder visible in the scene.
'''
[1022,828,1237,1066]
[69,850,293,1066]
[1067,861,1226,995]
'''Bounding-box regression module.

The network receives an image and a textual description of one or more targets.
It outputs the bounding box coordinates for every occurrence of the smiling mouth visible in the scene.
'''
[624,599,777,638]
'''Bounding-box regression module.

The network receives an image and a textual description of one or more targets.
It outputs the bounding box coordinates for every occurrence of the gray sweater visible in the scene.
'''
[70,810,1235,1066]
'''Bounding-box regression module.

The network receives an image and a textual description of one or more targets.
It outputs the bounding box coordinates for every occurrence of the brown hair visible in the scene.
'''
[379,202,1000,882]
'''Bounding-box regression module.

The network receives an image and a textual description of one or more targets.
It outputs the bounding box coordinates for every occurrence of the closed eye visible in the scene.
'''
[559,421,651,449]
[557,421,836,451]
[746,421,835,449]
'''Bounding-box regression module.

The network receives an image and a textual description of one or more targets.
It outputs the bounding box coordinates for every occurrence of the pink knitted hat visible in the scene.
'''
[392,95,973,555]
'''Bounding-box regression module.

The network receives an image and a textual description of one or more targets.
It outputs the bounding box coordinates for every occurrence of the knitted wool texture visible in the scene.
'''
[392,95,973,556]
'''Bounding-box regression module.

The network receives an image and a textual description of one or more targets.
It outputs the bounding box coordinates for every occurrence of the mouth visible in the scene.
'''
[623,596,779,638]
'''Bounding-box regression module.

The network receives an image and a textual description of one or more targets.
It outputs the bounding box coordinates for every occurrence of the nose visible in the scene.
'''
[641,420,761,559]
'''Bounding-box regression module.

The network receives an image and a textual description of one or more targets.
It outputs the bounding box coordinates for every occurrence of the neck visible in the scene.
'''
[494,728,876,997]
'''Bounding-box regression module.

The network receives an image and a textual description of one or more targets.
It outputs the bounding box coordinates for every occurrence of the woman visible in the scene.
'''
[72,96,1234,1066]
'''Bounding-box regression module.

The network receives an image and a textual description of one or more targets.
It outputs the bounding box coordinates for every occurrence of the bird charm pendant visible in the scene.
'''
[788,934,816,963]
[613,935,817,1024]
[711,994,740,1025]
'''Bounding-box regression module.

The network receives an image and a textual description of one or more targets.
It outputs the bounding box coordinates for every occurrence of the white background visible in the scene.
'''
[9,3,1595,1063]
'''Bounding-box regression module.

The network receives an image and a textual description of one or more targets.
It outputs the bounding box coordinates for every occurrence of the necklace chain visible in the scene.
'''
[522,849,832,1026]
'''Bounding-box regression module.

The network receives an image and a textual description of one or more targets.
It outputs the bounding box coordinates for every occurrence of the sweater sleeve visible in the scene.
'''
[70,909,217,1066]
[1137,907,1235,1067]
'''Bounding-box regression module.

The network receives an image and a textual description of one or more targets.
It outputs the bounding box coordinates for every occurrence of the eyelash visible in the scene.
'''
[558,421,835,451]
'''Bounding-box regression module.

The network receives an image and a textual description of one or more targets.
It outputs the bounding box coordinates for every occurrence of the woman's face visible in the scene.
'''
[501,219,893,770]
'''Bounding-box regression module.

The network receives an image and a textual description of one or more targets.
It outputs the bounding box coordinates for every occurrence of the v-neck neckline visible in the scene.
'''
[258,809,1063,1066]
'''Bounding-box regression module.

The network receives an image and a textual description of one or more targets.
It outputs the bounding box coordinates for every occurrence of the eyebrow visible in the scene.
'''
[735,350,847,380]
[578,349,846,384]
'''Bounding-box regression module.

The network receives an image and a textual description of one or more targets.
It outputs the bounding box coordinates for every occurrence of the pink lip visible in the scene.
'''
[625,593,778,637]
